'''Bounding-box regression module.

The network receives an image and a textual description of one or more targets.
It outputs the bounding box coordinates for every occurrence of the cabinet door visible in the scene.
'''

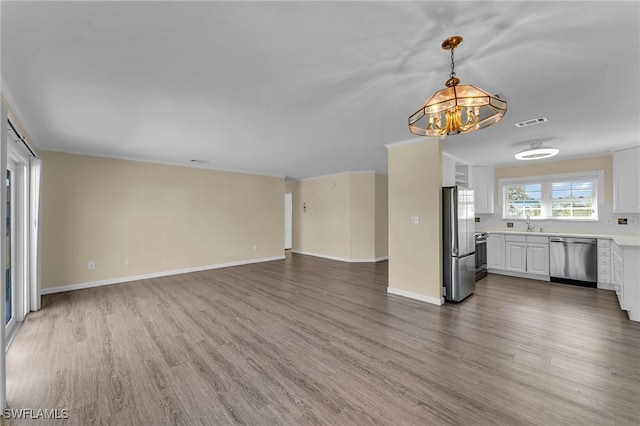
[455,163,470,188]
[487,234,505,269]
[472,166,494,214]
[505,242,527,272]
[613,146,640,213]
[527,243,549,275]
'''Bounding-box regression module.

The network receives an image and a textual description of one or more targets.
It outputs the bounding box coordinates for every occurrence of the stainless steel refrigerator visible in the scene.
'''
[443,186,476,302]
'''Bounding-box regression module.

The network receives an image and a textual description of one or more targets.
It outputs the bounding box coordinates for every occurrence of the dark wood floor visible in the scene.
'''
[6,253,640,425]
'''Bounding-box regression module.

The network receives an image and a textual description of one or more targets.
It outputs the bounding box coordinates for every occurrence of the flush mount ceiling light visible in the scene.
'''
[514,143,559,161]
[408,36,507,137]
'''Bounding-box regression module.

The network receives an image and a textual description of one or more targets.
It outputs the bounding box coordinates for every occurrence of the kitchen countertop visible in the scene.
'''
[479,230,640,247]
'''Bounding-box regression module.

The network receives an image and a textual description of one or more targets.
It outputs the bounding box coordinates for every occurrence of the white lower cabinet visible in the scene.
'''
[527,243,550,275]
[612,242,625,309]
[487,234,505,269]
[611,241,640,322]
[597,239,612,288]
[487,232,639,322]
[489,233,549,278]
[505,237,527,273]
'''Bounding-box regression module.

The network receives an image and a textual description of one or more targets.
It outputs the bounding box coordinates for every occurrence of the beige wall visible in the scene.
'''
[288,172,387,260]
[289,173,351,258]
[375,174,389,258]
[349,173,376,259]
[388,139,442,301]
[495,155,613,204]
[40,151,284,289]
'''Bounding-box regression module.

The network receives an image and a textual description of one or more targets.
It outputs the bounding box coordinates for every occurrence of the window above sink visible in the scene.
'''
[499,170,604,221]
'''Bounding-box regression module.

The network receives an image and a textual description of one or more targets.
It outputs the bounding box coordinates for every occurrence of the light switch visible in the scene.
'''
[411,216,420,224]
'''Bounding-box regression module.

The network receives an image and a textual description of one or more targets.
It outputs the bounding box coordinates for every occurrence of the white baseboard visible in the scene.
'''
[387,287,444,305]
[41,255,286,295]
[292,250,387,263]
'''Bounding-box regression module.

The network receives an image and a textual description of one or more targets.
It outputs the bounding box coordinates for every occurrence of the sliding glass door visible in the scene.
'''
[5,141,31,342]
[5,164,15,335]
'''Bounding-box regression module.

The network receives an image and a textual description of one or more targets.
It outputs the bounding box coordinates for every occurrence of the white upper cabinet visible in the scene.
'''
[613,146,640,213]
[442,154,456,187]
[442,153,471,188]
[472,166,495,214]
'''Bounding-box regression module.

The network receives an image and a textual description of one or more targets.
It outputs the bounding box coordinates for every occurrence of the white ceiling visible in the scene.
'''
[1,1,638,179]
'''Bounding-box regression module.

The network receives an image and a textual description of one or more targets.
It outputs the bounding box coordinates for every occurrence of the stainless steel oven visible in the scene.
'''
[475,232,488,281]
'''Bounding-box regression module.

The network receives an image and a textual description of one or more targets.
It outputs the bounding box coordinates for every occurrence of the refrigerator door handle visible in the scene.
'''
[452,236,459,257]
[451,188,459,257]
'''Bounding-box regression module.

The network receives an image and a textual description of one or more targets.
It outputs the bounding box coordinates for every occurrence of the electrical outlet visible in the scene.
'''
[475,217,480,223]
[88,261,95,270]
[124,258,129,265]
[411,216,420,224]
[618,218,628,225]
[507,222,514,228]
[252,245,257,251]
[630,218,637,225]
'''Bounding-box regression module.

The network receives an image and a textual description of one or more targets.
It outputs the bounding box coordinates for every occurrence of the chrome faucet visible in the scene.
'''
[526,214,535,232]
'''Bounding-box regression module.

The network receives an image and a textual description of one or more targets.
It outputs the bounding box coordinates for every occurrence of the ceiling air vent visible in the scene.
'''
[514,116,548,128]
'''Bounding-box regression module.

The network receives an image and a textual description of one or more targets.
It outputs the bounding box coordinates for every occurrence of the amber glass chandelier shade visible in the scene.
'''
[408,35,507,137]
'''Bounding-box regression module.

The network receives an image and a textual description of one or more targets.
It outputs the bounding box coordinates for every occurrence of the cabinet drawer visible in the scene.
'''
[597,239,611,248]
[598,265,610,276]
[526,235,549,244]
[597,252,611,266]
[505,234,526,242]
[598,274,611,284]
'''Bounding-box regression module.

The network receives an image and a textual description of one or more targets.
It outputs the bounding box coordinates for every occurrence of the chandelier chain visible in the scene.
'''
[450,48,456,79]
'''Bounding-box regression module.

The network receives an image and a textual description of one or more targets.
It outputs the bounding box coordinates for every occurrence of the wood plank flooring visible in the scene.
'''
[5,253,640,425]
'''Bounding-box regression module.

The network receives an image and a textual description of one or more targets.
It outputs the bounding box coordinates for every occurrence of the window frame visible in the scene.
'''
[498,170,604,221]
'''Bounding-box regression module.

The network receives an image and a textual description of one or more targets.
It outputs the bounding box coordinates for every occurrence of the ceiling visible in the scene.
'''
[1,1,638,180]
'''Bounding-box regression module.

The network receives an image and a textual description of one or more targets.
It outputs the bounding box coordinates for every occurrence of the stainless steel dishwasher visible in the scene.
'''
[549,237,597,287]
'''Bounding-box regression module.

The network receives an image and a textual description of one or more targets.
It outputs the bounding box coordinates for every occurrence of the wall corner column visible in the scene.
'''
[387,138,443,305]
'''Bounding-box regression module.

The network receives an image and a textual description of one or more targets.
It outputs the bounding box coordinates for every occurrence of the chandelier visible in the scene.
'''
[408,36,507,137]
